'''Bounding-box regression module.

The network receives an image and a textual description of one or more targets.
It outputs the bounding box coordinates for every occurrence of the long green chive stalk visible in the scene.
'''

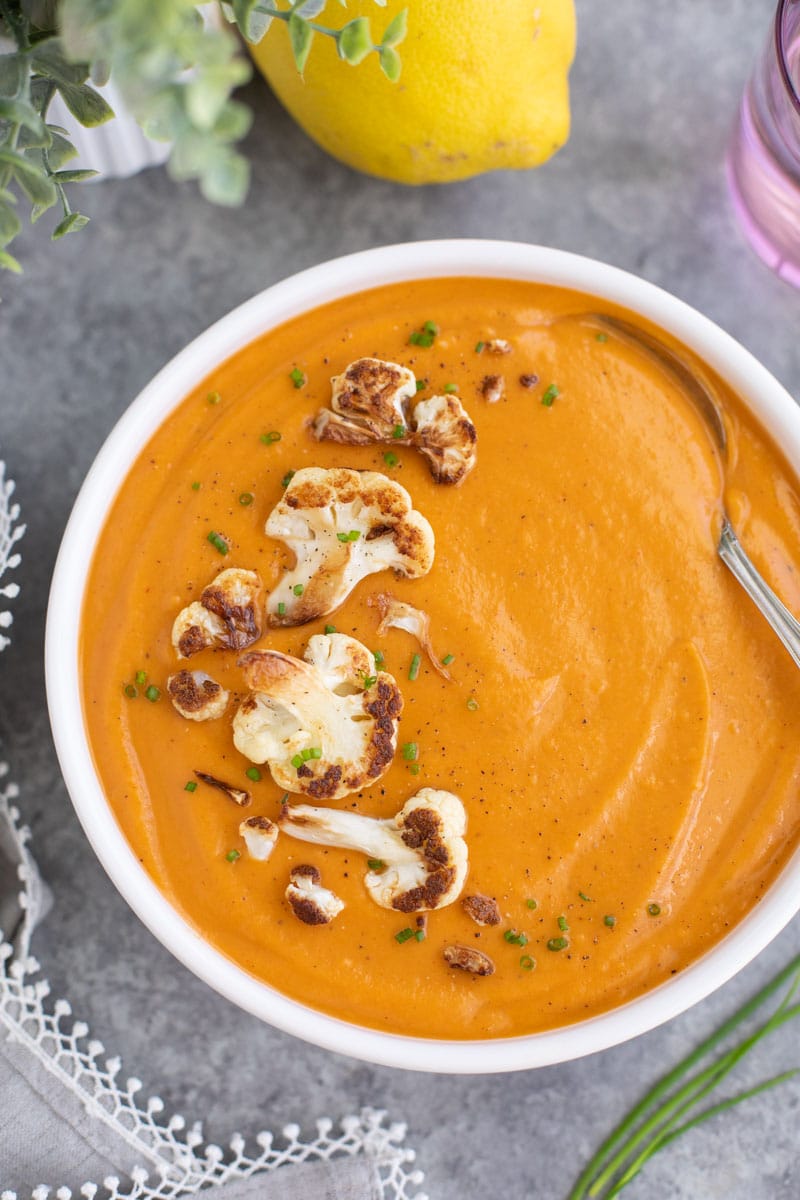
[568,953,800,1199]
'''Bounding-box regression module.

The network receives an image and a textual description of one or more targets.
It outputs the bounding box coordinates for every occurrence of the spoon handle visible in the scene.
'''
[718,518,800,669]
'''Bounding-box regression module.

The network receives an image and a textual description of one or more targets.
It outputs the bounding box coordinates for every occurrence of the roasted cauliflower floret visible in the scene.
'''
[368,591,452,680]
[239,815,279,861]
[167,670,229,721]
[265,467,434,627]
[413,394,477,485]
[232,633,403,800]
[279,788,468,913]
[314,357,417,443]
[311,357,478,486]
[172,568,263,657]
[286,864,345,925]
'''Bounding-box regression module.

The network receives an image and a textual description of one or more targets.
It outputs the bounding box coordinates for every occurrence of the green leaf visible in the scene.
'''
[0,54,24,99]
[16,122,53,150]
[0,248,23,274]
[212,100,253,144]
[380,8,407,47]
[0,148,58,208]
[51,168,98,183]
[200,150,249,207]
[338,17,372,65]
[0,97,47,140]
[56,82,114,128]
[294,0,327,17]
[232,0,273,41]
[46,131,79,169]
[52,211,90,239]
[0,203,22,247]
[379,44,401,81]
[30,39,89,87]
[288,11,314,74]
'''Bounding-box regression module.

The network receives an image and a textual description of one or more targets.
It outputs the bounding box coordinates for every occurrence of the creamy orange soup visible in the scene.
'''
[81,279,800,1039]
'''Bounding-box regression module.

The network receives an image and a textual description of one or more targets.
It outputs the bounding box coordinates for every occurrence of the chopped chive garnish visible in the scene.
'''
[289,368,305,388]
[443,382,458,393]
[260,431,281,445]
[207,530,228,555]
[336,529,361,542]
[408,653,421,681]
[207,391,221,405]
[281,470,296,489]
[245,767,261,782]
[308,746,322,759]
[647,902,662,916]
[383,451,399,467]
[367,859,385,871]
[415,379,425,392]
[466,696,479,711]
[414,928,426,942]
[191,481,201,491]
[547,936,569,951]
[291,754,303,769]
[226,849,240,862]
[184,780,198,792]
[293,584,304,596]
[409,762,421,775]
[595,332,608,343]
[423,320,439,335]
[373,649,385,668]
[504,929,528,946]
[395,927,415,943]
[402,742,418,762]
[324,624,337,635]
[541,383,560,407]
[144,685,160,702]
[239,492,254,506]
[520,954,535,970]
[604,914,616,927]
[579,891,593,902]
[441,653,455,666]
[475,340,486,353]
[123,684,137,698]
[135,670,147,685]
[558,915,569,931]
[392,423,406,439]
[362,674,377,690]
[526,898,538,910]
[277,601,286,615]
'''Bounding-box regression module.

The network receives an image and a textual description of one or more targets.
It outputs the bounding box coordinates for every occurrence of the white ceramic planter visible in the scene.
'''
[45,240,800,1073]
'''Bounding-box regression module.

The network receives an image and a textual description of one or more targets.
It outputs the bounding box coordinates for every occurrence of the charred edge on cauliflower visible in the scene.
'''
[167,670,228,720]
[194,771,251,807]
[286,863,344,925]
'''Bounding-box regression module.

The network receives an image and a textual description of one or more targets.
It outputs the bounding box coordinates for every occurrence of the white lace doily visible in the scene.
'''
[0,459,426,1200]
[0,457,24,652]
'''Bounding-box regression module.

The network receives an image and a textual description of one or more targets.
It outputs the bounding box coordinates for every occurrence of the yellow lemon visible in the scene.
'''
[251,0,576,185]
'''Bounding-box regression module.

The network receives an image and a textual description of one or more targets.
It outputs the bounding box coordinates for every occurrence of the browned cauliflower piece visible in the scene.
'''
[285,864,345,925]
[368,591,452,680]
[311,357,478,486]
[279,788,468,913]
[172,568,263,658]
[313,357,417,443]
[167,670,229,721]
[264,467,434,627]
[413,395,477,485]
[232,633,403,801]
[239,815,279,861]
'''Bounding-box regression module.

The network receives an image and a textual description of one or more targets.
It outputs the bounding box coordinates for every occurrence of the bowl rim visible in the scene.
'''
[45,238,800,1073]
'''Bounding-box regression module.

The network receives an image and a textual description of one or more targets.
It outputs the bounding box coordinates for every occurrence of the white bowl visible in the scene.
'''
[45,240,800,1073]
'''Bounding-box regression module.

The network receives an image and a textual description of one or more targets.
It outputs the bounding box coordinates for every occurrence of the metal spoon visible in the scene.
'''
[582,312,800,670]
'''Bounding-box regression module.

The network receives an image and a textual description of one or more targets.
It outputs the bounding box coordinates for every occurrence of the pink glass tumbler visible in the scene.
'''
[727,0,800,287]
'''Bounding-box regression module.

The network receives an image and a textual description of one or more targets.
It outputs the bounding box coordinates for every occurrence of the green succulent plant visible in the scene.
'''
[0,0,407,275]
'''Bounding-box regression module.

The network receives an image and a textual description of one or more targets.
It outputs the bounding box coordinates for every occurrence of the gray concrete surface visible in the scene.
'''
[2,0,800,1196]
